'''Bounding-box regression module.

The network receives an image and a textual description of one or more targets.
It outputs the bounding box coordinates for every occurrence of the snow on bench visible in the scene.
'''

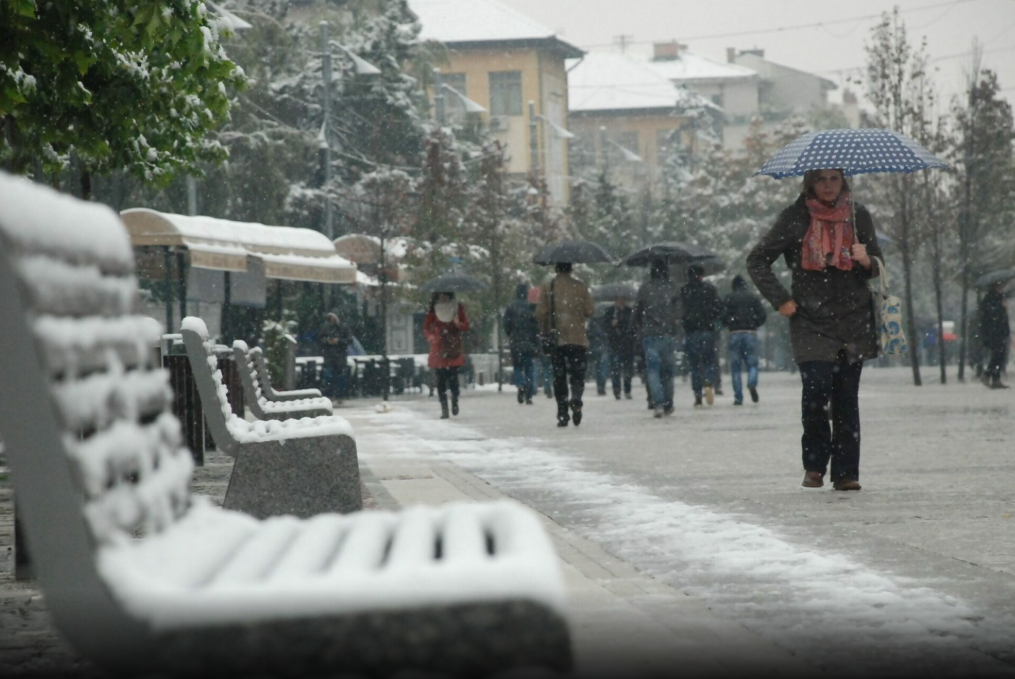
[231,339,333,420]
[180,316,361,517]
[249,343,324,402]
[0,172,572,677]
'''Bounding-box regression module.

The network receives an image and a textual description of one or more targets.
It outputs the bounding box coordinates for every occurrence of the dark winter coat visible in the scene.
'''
[746,194,884,365]
[603,305,636,356]
[319,313,352,365]
[680,280,723,333]
[504,299,541,357]
[724,289,767,332]
[635,278,682,338]
[978,290,1011,352]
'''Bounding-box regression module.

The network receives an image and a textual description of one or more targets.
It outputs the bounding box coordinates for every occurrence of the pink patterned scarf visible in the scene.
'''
[802,192,854,272]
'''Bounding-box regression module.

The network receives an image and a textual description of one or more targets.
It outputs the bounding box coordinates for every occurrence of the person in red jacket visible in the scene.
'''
[424,292,470,419]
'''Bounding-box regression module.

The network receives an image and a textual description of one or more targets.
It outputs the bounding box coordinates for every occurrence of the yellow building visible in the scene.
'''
[408,0,583,207]
[567,51,722,192]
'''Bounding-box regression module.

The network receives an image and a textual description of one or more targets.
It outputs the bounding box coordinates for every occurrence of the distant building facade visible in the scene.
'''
[409,0,583,207]
[730,48,838,124]
[567,51,721,191]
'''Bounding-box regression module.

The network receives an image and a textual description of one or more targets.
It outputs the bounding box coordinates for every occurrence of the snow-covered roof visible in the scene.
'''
[409,0,582,57]
[121,209,357,284]
[645,51,758,83]
[568,52,720,115]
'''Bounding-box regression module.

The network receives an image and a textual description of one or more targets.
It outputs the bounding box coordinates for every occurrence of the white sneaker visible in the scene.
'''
[704,386,714,406]
[654,407,664,418]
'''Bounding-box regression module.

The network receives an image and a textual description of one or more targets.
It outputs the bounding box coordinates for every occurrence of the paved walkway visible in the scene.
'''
[0,401,814,677]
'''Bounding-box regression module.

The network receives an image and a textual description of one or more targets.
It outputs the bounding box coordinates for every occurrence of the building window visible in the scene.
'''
[441,73,468,119]
[614,131,639,153]
[489,71,523,116]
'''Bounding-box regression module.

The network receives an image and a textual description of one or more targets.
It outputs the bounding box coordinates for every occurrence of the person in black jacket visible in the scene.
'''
[979,281,1011,389]
[680,264,724,407]
[503,283,541,404]
[319,309,352,403]
[603,298,636,399]
[723,275,767,405]
[747,168,884,492]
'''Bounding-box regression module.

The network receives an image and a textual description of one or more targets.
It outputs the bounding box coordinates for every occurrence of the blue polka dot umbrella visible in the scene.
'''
[756,128,948,178]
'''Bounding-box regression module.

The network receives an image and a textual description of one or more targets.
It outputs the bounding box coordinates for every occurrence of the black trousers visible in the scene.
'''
[799,352,863,482]
[435,367,460,403]
[610,350,635,396]
[551,345,588,418]
[985,346,1007,380]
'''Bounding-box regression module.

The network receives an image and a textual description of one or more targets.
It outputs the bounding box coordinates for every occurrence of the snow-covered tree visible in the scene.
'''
[1,0,247,193]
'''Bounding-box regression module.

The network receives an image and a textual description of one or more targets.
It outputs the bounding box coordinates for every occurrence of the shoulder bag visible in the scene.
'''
[870,257,908,356]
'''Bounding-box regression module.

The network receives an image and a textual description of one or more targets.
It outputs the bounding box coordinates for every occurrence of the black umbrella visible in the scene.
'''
[592,283,637,302]
[419,273,488,293]
[621,242,718,267]
[532,240,614,265]
[975,268,1015,289]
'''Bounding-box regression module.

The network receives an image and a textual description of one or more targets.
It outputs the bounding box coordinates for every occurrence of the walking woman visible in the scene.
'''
[747,168,884,491]
[424,292,470,419]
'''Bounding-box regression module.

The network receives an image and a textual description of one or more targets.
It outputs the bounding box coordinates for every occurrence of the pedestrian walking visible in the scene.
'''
[746,168,884,491]
[527,286,555,399]
[680,264,723,407]
[635,260,682,417]
[979,282,1011,389]
[318,309,352,404]
[588,311,610,396]
[604,298,636,399]
[423,292,470,419]
[504,283,540,404]
[536,262,595,427]
[723,275,767,405]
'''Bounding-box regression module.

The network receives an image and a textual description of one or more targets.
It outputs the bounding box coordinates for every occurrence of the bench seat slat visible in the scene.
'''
[265,515,350,581]
[34,315,161,377]
[18,256,139,318]
[207,518,302,586]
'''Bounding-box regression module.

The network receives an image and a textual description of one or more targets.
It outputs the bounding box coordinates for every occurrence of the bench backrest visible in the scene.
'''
[180,317,242,456]
[231,340,269,418]
[250,346,280,397]
[0,172,190,657]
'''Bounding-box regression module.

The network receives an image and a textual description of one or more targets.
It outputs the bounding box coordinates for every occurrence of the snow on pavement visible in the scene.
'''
[352,402,1015,677]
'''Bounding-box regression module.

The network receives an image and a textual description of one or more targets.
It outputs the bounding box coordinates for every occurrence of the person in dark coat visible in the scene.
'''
[636,259,682,416]
[318,309,352,403]
[603,298,636,399]
[424,292,470,419]
[979,282,1011,389]
[680,264,723,407]
[747,168,884,491]
[504,283,540,404]
[723,275,768,405]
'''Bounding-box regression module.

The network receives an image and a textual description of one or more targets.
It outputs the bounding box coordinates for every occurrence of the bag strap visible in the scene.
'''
[872,256,890,297]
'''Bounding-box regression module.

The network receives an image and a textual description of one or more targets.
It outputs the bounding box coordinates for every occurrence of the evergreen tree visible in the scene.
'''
[951,63,1015,379]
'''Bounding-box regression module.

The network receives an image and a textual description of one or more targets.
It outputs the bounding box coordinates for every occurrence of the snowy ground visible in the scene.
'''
[350,366,1015,678]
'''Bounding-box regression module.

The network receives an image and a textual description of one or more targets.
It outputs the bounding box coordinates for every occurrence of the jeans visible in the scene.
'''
[643,336,677,409]
[685,331,717,398]
[610,350,635,397]
[535,355,553,396]
[728,332,760,403]
[799,352,863,482]
[513,352,536,399]
[321,362,347,399]
[551,345,588,420]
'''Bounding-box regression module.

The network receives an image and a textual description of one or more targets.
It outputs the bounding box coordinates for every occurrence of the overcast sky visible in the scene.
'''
[499,0,1015,111]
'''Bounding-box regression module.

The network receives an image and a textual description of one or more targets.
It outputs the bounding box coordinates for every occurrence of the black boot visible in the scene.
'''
[440,397,450,419]
[451,394,460,415]
[556,405,569,427]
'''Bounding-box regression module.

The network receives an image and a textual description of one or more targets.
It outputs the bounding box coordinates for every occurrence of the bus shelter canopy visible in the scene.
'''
[120,208,358,284]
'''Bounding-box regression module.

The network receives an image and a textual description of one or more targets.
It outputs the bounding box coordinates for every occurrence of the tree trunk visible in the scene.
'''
[80,170,92,201]
[931,232,947,384]
[958,272,970,381]
[900,184,922,386]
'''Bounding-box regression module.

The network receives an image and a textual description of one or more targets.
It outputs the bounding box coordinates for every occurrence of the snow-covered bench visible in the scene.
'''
[0,172,573,676]
[250,343,323,402]
[180,317,361,518]
[231,340,333,420]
